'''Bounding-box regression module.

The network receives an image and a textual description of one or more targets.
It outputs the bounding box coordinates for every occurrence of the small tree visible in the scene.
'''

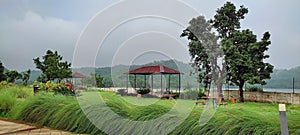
[5,70,21,83]
[95,74,104,88]
[21,69,31,86]
[0,61,6,81]
[33,50,72,82]
[103,77,113,87]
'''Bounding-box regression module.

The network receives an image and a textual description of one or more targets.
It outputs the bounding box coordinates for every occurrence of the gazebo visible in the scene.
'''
[125,65,182,95]
[72,72,86,87]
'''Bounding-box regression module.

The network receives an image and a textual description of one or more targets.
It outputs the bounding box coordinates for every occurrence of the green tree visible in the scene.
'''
[103,77,113,88]
[0,61,6,81]
[5,70,21,83]
[210,2,273,102]
[21,69,31,85]
[95,74,104,87]
[181,16,226,97]
[33,50,72,82]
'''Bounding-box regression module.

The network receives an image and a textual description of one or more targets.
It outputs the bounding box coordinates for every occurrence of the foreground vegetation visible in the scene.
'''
[0,86,300,134]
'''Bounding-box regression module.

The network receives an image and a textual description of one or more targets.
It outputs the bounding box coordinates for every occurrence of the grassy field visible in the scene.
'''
[1,86,300,134]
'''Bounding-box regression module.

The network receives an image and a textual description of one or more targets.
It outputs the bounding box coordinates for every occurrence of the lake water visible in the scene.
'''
[225,88,300,94]
[262,88,300,94]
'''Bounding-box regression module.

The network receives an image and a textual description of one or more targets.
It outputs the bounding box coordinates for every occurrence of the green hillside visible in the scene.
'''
[265,67,300,89]
[27,60,300,89]
[73,60,199,89]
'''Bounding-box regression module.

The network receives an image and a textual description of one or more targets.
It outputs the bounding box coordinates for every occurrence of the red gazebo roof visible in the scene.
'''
[72,72,86,78]
[126,65,181,75]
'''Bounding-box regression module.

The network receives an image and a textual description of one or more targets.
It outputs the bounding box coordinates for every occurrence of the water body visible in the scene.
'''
[262,88,300,94]
[224,88,300,94]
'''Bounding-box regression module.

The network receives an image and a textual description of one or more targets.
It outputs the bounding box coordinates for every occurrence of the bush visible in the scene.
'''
[197,88,207,99]
[0,81,14,89]
[117,89,127,96]
[137,88,150,95]
[53,83,75,96]
[246,85,263,92]
[36,81,75,96]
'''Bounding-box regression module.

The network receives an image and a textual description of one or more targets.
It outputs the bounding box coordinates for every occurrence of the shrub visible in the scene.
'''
[246,85,263,92]
[197,88,207,99]
[137,88,150,95]
[35,81,75,96]
[53,83,75,96]
[0,81,14,89]
[117,89,127,96]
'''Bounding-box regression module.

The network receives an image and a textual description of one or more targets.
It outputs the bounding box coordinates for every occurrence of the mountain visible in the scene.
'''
[264,67,300,89]
[27,60,300,89]
[73,59,199,89]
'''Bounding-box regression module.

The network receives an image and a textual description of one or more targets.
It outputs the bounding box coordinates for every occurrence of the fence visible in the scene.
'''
[223,90,300,105]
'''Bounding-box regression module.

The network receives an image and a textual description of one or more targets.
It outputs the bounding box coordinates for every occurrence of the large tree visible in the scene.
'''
[181,16,226,97]
[210,2,273,102]
[34,50,72,82]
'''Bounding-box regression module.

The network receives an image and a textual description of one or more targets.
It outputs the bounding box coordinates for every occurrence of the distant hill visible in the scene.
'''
[27,60,300,89]
[73,60,199,89]
[264,67,300,89]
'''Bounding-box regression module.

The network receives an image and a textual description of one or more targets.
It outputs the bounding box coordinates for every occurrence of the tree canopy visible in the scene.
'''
[211,2,274,102]
[182,2,273,102]
[181,15,227,98]
[33,50,72,82]
[21,69,31,85]
[5,70,21,83]
[181,16,222,90]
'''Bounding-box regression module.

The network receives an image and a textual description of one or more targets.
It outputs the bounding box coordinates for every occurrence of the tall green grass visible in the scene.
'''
[4,88,300,135]
[9,92,104,134]
[7,91,175,134]
[170,102,300,135]
[100,92,175,121]
[0,86,32,116]
[0,91,16,115]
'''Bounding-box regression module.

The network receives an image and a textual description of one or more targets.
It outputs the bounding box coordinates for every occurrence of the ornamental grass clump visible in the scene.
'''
[137,88,150,95]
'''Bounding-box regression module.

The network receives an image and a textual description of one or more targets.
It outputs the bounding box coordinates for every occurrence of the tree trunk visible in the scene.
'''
[239,81,245,102]
[217,83,223,97]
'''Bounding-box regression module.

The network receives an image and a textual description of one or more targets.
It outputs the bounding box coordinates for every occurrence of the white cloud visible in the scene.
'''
[0,11,81,71]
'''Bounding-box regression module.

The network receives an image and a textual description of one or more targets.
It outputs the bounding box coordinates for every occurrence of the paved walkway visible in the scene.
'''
[0,118,83,135]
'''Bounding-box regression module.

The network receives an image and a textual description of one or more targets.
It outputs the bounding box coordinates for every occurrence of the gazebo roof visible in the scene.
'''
[72,72,86,78]
[126,65,182,75]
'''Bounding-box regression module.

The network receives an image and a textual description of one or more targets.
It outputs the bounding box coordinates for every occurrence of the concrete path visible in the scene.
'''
[0,118,83,135]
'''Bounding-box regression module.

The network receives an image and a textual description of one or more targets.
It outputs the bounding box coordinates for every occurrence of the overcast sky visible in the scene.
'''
[0,0,299,71]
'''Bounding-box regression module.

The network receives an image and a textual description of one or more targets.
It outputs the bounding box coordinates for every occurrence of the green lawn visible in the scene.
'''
[1,86,300,134]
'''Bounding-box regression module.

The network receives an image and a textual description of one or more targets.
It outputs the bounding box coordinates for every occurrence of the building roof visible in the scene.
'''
[72,72,86,78]
[126,65,181,75]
